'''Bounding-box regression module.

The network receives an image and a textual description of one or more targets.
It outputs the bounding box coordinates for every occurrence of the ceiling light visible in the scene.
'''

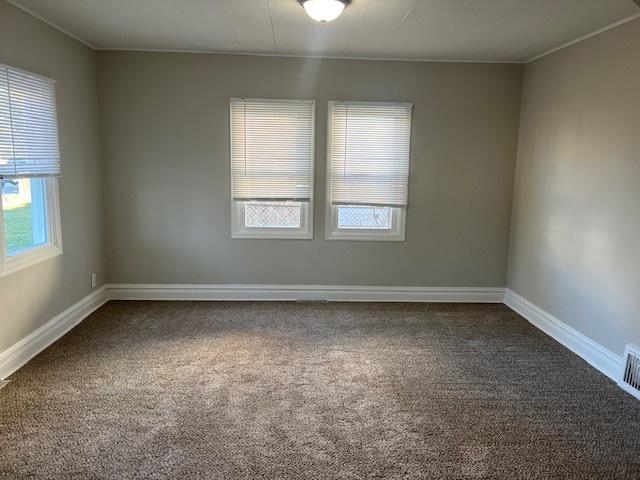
[300,0,350,23]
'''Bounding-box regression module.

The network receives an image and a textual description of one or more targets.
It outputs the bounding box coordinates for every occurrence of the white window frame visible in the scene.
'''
[231,200,313,240]
[229,98,315,240]
[325,101,409,242]
[325,204,406,242]
[0,177,63,277]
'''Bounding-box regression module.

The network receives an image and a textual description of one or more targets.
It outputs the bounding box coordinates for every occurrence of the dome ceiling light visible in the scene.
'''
[299,0,351,23]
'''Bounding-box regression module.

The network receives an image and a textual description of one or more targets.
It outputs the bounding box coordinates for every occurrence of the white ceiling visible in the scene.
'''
[9,0,640,62]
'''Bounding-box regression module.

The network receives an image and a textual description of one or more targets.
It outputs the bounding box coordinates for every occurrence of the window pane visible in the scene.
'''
[2,178,48,255]
[337,205,392,230]
[244,201,302,229]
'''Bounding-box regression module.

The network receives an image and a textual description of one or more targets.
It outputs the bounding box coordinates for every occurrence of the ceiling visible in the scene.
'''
[9,0,640,62]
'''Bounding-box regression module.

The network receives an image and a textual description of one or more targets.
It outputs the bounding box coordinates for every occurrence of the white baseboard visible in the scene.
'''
[107,283,506,303]
[0,284,502,379]
[504,289,623,383]
[0,284,626,392]
[0,286,109,380]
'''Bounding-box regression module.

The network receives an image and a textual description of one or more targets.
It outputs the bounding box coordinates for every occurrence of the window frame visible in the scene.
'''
[325,204,406,242]
[325,100,410,242]
[229,98,315,240]
[231,199,313,239]
[0,177,63,277]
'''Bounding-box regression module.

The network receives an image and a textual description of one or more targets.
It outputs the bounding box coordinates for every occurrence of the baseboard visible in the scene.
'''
[504,289,623,383]
[0,286,109,380]
[107,283,506,303]
[0,284,502,381]
[0,284,626,391]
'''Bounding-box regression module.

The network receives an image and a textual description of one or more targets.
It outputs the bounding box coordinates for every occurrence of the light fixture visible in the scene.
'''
[299,0,350,23]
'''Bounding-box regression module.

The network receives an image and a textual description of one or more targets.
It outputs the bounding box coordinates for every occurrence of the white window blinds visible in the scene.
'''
[0,65,61,178]
[230,98,314,202]
[328,101,412,207]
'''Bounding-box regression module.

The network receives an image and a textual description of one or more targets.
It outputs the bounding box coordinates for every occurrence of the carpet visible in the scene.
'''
[1,301,639,479]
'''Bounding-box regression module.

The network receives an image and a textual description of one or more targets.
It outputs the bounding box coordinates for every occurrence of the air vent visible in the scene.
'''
[619,344,640,400]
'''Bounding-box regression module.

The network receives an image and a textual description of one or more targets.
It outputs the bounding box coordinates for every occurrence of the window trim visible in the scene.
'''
[325,204,406,242]
[229,97,315,240]
[324,100,409,242]
[0,177,63,277]
[231,200,313,239]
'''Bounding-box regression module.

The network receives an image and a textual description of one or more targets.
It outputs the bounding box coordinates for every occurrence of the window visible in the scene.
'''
[230,98,315,239]
[325,101,412,241]
[0,64,62,276]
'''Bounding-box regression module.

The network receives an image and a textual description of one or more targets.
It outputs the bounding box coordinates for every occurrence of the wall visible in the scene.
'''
[98,52,522,287]
[508,18,640,356]
[0,2,105,352]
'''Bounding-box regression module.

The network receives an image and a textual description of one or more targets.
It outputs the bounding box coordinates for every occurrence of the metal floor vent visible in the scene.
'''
[619,344,640,400]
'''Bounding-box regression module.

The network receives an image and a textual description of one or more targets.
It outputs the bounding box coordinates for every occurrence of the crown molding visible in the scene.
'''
[526,13,640,64]
[94,47,524,64]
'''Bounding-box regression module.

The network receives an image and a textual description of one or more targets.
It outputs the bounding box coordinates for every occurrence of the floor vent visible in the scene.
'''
[619,344,640,400]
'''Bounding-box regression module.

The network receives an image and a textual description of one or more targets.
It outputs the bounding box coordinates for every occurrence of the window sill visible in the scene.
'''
[325,230,405,242]
[1,243,63,277]
[232,230,313,240]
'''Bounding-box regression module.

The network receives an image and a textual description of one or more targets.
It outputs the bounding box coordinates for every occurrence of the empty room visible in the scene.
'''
[1,0,640,478]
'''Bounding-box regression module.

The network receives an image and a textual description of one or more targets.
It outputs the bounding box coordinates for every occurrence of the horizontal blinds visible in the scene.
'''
[0,65,61,178]
[231,98,314,201]
[329,101,412,207]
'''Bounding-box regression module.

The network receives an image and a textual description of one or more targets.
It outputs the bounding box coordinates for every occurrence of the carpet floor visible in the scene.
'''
[1,301,639,479]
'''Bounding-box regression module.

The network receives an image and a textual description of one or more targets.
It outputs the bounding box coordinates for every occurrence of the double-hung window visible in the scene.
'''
[326,101,412,241]
[0,64,62,276]
[230,98,315,239]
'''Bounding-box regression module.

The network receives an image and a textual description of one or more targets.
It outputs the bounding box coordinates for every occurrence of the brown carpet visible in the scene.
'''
[1,301,639,479]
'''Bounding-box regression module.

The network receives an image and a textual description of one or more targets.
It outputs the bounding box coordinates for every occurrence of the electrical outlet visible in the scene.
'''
[91,273,97,289]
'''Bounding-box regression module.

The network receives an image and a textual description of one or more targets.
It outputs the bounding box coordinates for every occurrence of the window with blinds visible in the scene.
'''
[0,65,61,178]
[229,98,315,239]
[326,101,412,241]
[0,64,62,276]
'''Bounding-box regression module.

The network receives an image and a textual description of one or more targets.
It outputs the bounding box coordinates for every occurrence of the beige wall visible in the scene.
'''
[508,18,640,356]
[97,52,522,287]
[0,2,105,352]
